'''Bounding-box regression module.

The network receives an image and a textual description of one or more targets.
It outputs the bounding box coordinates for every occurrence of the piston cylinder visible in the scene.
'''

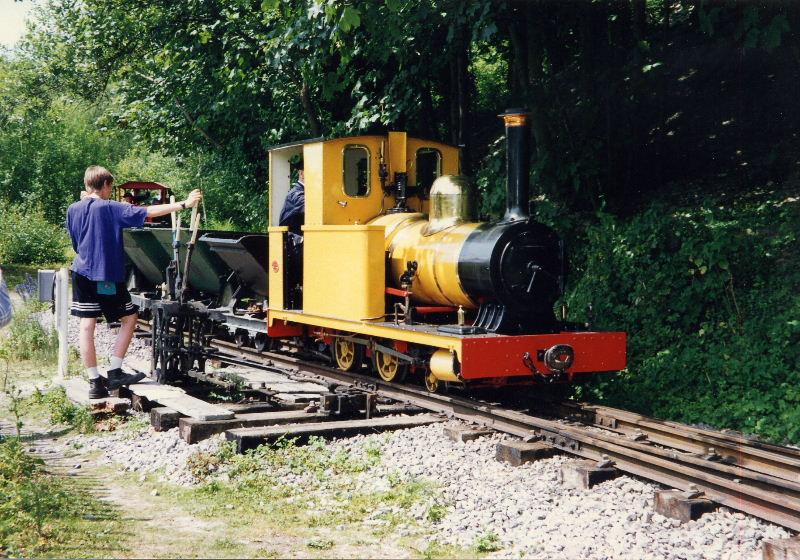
[429,349,460,382]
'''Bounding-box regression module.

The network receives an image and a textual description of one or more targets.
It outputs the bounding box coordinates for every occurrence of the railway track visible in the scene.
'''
[135,322,800,531]
[207,339,800,532]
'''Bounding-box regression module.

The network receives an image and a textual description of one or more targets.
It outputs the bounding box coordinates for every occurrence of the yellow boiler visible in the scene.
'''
[370,175,479,308]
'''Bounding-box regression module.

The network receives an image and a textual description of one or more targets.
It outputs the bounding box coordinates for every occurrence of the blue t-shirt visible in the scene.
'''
[66,198,148,282]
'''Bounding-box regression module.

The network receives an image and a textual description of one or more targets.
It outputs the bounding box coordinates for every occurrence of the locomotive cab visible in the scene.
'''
[267,133,460,320]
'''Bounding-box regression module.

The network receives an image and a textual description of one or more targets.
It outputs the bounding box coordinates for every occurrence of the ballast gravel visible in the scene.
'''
[67,419,223,486]
[330,426,790,559]
[68,419,789,559]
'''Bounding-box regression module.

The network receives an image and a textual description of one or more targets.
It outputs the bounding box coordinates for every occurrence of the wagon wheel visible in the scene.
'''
[254,333,276,353]
[331,336,364,372]
[373,348,408,383]
[235,331,250,348]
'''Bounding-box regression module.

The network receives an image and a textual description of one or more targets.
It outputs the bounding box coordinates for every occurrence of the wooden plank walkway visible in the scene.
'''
[97,363,235,421]
[140,393,234,421]
[57,378,131,413]
[226,414,443,452]
[207,364,330,393]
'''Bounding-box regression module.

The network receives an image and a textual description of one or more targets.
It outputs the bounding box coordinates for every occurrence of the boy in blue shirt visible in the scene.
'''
[67,166,202,398]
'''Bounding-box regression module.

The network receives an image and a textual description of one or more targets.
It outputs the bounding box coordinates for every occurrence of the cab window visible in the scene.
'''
[343,145,370,197]
[416,148,441,192]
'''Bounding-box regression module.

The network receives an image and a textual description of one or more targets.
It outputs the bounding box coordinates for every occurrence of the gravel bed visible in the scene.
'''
[67,418,790,559]
[66,420,222,486]
[329,425,790,559]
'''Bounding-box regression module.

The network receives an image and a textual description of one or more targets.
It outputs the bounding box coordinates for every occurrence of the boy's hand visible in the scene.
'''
[183,189,203,209]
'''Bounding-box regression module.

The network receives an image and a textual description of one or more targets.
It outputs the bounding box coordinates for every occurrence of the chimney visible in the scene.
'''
[500,108,531,222]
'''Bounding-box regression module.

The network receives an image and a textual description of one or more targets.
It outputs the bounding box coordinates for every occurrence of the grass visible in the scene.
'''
[417,540,474,559]
[0,437,126,557]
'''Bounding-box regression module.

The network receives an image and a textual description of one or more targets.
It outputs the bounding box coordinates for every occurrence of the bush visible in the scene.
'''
[566,193,800,442]
[0,204,68,265]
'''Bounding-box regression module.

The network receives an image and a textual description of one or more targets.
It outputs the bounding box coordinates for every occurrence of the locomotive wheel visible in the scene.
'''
[425,371,440,393]
[373,349,408,383]
[332,337,364,372]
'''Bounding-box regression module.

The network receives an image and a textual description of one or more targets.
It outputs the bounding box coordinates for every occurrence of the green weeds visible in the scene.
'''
[174,436,443,548]
[418,540,469,559]
[0,437,123,556]
[474,531,502,553]
[27,387,95,434]
[426,503,448,522]
[0,299,57,364]
[306,538,334,550]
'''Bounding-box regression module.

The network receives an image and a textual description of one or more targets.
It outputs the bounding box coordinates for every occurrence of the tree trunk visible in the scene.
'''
[632,0,647,41]
[446,13,472,175]
[300,81,321,137]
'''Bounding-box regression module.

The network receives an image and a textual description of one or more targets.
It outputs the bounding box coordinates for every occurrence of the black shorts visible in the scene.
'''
[70,271,137,322]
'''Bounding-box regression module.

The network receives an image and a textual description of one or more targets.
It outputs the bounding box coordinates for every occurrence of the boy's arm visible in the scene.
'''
[146,189,203,218]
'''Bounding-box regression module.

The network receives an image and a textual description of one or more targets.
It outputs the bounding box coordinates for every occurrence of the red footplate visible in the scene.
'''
[459,332,627,379]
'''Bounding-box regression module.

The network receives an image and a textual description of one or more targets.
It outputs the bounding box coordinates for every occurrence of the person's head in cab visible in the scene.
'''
[291,156,304,185]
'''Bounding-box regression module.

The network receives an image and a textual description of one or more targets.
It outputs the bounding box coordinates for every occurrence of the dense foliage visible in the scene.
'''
[4,0,797,225]
[564,188,800,442]
[0,203,69,266]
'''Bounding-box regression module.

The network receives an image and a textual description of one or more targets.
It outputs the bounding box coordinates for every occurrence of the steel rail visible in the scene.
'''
[561,402,800,485]
[206,339,800,531]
